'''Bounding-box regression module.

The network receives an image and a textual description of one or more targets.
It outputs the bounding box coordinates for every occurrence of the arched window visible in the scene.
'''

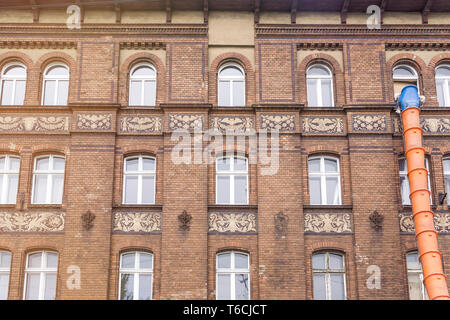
[216,251,249,300]
[398,157,432,205]
[312,252,346,300]
[32,155,65,204]
[129,64,156,106]
[444,157,450,205]
[218,63,245,107]
[306,64,334,107]
[24,251,58,300]
[406,251,429,300]
[216,156,248,205]
[42,64,69,106]
[393,65,419,98]
[119,251,153,300]
[308,156,341,205]
[123,155,156,204]
[1,63,26,105]
[0,251,11,300]
[435,65,450,106]
[0,155,20,204]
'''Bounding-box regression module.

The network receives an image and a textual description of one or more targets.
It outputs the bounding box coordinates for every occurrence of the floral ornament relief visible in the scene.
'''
[351,114,387,132]
[274,211,289,236]
[0,211,65,232]
[399,212,450,233]
[420,117,450,134]
[304,213,352,233]
[178,210,192,231]
[119,116,162,134]
[76,113,112,130]
[210,116,254,132]
[260,114,296,131]
[208,212,257,233]
[81,210,95,231]
[0,116,70,132]
[113,212,161,233]
[169,114,203,130]
[302,117,344,134]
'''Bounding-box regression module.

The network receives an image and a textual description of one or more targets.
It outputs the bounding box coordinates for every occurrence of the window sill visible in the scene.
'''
[0,204,17,209]
[27,204,63,209]
[208,204,258,210]
[400,205,438,212]
[113,204,163,210]
[303,205,352,210]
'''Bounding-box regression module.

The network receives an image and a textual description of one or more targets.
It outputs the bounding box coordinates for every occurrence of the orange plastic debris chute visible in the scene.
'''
[401,106,450,300]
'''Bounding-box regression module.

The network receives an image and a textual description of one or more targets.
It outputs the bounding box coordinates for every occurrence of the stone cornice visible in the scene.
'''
[0,40,77,49]
[386,42,450,51]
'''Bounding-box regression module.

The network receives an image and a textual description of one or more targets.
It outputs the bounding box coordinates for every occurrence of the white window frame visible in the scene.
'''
[217,63,246,107]
[31,155,65,204]
[41,63,69,106]
[118,251,153,300]
[306,64,334,107]
[23,251,58,300]
[393,65,420,95]
[444,157,450,206]
[399,157,432,205]
[312,252,347,300]
[216,251,250,300]
[216,155,248,205]
[0,155,20,204]
[128,63,157,106]
[406,251,429,300]
[435,65,450,107]
[122,155,156,205]
[0,63,27,105]
[308,156,342,205]
[0,251,11,300]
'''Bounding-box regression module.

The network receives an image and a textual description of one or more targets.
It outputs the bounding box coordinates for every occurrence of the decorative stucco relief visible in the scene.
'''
[119,116,162,134]
[210,116,254,132]
[168,114,203,130]
[351,114,387,132]
[260,114,296,131]
[302,117,344,134]
[421,117,450,135]
[399,212,450,234]
[113,212,161,233]
[0,116,70,133]
[304,213,352,233]
[0,211,65,232]
[76,113,112,130]
[208,212,257,234]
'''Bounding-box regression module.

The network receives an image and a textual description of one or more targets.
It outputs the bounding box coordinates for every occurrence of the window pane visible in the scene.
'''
[14,80,26,105]
[6,174,18,204]
[44,80,56,105]
[44,273,57,300]
[308,66,330,76]
[234,253,248,269]
[309,177,322,205]
[321,79,333,106]
[53,157,65,171]
[1,80,13,105]
[141,176,155,204]
[217,158,230,171]
[326,177,340,205]
[139,274,152,300]
[139,253,153,269]
[445,177,450,205]
[406,253,420,270]
[0,274,9,300]
[394,66,416,78]
[308,159,321,173]
[400,176,411,205]
[218,81,231,106]
[443,159,450,172]
[121,253,135,269]
[436,66,450,77]
[436,80,445,106]
[307,79,318,106]
[0,252,11,268]
[142,158,155,171]
[4,66,26,76]
[324,159,338,172]
[232,81,245,106]
[28,252,42,268]
[220,66,243,77]
[25,273,40,300]
[234,176,247,204]
[9,157,20,171]
[46,66,68,76]
[143,80,156,106]
[408,273,424,300]
[51,174,64,204]
[120,274,134,300]
[0,157,4,170]
[217,253,231,269]
[217,274,231,300]
[126,158,139,172]
[329,254,344,269]
[33,175,48,203]
[330,274,345,300]
[312,254,326,270]
[217,176,230,204]
[124,176,138,204]
[132,66,155,77]
[0,175,3,201]
[36,157,49,171]
[234,158,246,171]
[129,81,142,106]
[313,273,326,300]
[235,274,249,300]
[398,159,407,172]
[46,252,58,269]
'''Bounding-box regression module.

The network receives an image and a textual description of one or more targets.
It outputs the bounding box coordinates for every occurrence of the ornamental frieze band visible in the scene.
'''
[168,114,204,131]
[208,212,257,234]
[210,116,254,133]
[119,116,162,134]
[260,114,296,132]
[0,116,70,133]
[0,211,65,233]
[420,117,450,135]
[302,116,344,134]
[304,213,352,234]
[399,212,450,234]
[351,114,387,132]
[76,113,113,131]
[113,212,161,233]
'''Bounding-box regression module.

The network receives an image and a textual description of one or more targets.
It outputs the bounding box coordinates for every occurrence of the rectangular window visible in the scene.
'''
[308,157,341,205]
[216,157,248,205]
[0,251,11,300]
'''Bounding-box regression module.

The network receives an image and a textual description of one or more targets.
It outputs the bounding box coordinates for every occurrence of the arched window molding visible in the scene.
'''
[128,63,157,106]
[216,251,250,300]
[306,64,334,107]
[217,63,245,107]
[41,63,69,106]
[0,63,26,105]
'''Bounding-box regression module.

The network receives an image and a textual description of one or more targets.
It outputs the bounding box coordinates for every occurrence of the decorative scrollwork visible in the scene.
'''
[0,211,65,232]
[178,210,192,231]
[369,210,384,231]
[208,212,256,234]
[113,212,161,233]
[304,213,352,233]
[302,117,344,134]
